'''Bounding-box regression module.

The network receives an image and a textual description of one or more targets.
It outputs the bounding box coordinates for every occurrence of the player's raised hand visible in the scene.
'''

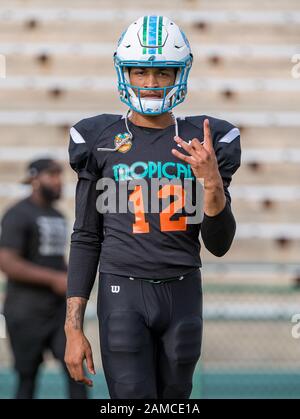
[171,118,219,181]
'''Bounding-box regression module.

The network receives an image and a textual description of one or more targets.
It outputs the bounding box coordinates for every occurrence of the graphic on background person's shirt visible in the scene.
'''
[36,216,67,256]
[0,197,68,311]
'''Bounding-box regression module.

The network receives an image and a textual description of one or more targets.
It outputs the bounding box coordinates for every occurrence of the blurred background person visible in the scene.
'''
[0,158,87,399]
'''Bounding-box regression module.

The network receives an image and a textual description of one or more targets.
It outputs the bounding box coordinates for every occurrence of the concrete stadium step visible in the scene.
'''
[1,7,300,24]
[3,0,300,11]
[0,183,299,201]
[0,125,299,148]
[237,163,300,185]
[233,201,300,223]
[1,110,299,128]
[1,196,299,225]
[202,262,299,287]
[0,89,299,112]
[201,239,300,263]
[61,201,300,224]
[2,76,299,93]
[0,158,299,184]
[0,158,300,186]
[2,0,299,11]
[5,54,293,79]
[2,42,297,60]
[1,20,299,44]
[238,127,299,148]
[0,125,69,147]
[1,193,300,236]
[0,161,75,182]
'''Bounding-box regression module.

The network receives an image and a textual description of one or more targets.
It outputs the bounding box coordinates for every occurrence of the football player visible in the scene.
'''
[64,15,241,399]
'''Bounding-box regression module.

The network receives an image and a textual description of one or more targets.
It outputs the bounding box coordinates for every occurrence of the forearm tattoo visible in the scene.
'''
[65,297,87,330]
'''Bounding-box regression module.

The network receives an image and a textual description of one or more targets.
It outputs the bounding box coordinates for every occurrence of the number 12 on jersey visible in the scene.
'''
[129,184,187,234]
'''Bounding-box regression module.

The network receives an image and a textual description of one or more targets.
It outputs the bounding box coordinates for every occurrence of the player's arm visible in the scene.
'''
[202,165,226,216]
[0,210,67,295]
[200,183,236,257]
[172,118,241,257]
[200,119,241,256]
[64,178,102,386]
[64,122,103,386]
[64,296,95,386]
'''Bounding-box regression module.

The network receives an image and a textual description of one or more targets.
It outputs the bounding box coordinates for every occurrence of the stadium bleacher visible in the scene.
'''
[0,0,300,399]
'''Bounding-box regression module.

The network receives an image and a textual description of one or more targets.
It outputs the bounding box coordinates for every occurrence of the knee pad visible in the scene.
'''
[170,316,203,364]
[106,310,149,353]
[102,310,152,386]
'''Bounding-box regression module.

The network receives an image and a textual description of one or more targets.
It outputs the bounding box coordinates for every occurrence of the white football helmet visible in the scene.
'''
[114,15,193,115]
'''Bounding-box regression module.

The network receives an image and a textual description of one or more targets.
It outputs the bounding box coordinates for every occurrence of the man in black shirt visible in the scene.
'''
[0,158,87,399]
[64,15,241,398]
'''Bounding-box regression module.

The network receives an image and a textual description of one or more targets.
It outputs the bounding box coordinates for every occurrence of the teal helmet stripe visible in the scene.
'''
[142,15,163,55]
[147,15,158,54]
[142,15,148,54]
[158,16,163,54]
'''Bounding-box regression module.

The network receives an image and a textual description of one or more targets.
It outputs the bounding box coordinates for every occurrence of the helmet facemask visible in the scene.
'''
[114,59,192,115]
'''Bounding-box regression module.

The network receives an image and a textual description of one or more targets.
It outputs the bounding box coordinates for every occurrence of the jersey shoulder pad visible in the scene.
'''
[69,113,122,179]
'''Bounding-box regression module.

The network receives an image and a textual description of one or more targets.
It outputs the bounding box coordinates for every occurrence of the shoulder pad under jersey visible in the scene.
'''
[68,113,122,180]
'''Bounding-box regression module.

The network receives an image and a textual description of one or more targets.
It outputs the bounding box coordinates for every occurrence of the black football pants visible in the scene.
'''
[98,268,203,399]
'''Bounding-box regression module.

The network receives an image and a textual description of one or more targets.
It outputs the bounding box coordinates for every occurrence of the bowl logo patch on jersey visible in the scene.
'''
[114,133,132,153]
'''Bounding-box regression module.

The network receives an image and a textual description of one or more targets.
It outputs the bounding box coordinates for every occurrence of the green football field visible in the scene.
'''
[1,368,300,399]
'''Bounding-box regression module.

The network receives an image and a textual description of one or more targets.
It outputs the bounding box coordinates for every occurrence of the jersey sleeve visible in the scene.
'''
[68,119,100,181]
[200,117,241,257]
[212,118,241,203]
[68,113,122,180]
[67,177,104,299]
[0,206,29,254]
[67,117,104,298]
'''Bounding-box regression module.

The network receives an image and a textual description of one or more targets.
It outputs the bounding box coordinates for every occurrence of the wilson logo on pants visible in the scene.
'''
[111,285,120,293]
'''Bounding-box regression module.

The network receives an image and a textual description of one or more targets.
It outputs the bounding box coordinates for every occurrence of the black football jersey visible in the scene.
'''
[68,113,241,280]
